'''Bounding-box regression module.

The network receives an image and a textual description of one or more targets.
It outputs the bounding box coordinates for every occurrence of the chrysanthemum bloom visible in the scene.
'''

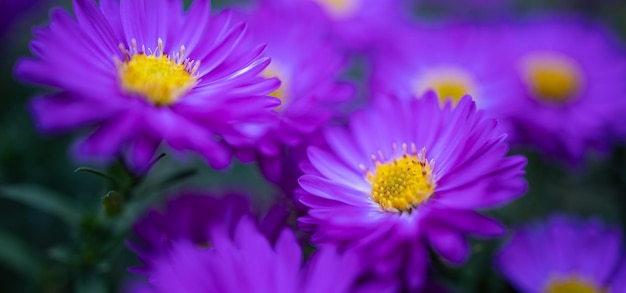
[369,24,515,115]
[496,215,626,293]
[298,93,527,289]
[15,0,280,170]
[229,3,354,182]
[259,0,411,51]
[129,193,287,274]
[131,214,376,292]
[498,18,626,163]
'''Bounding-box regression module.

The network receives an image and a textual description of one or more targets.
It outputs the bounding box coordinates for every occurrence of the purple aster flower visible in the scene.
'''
[131,211,377,292]
[15,0,280,170]
[496,215,626,293]
[129,193,288,274]
[228,2,355,180]
[497,18,626,163]
[259,0,412,51]
[369,24,516,118]
[298,93,527,290]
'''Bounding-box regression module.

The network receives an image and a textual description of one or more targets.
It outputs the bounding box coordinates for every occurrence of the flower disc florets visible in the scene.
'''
[545,277,604,293]
[519,52,583,104]
[365,144,435,213]
[117,39,200,106]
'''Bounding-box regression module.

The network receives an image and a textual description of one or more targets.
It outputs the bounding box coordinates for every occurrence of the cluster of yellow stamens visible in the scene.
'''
[415,66,475,106]
[520,52,583,104]
[261,65,287,111]
[116,38,199,106]
[544,276,604,293]
[316,0,358,18]
[363,143,436,213]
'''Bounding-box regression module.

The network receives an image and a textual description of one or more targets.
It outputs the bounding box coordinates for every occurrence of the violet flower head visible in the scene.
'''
[131,215,367,293]
[15,0,280,171]
[499,18,626,163]
[260,0,411,51]
[370,24,516,115]
[129,193,288,274]
[496,215,626,293]
[230,2,354,180]
[298,93,527,290]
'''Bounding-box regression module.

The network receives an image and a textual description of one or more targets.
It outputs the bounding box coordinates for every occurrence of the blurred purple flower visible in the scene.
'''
[298,93,527,290]
[15,0,280,171]
[129,193,288,274]
[229,2,355,181]
[259,0,412,51]
[498,18,626,163]
[369,24,516,116]
[129,194,374,293]
[497,215,626,293]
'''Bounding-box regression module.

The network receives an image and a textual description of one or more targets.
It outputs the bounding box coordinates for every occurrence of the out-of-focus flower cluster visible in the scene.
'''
[11,0,626,292]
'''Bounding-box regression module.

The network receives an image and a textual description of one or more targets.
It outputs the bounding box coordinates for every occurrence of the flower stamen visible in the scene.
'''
[316,0,358,18]
[365,143,436,213]
[116,38,199,106]
[415,66,475,106]
[544,276,604,293]
[520,52,583,104]
[261,64,287,111]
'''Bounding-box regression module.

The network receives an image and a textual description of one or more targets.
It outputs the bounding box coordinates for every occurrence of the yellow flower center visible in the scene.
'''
[364,144,436,213]
[520,52,583,104]
[316,0,358,18]
[261,64,287,111]
[117,39,199,106]
[415,66,475,106]
[544,276,604,293]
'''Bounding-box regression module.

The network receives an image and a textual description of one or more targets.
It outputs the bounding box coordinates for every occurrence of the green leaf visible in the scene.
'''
[0,184,81,225]
[0,230,44,277]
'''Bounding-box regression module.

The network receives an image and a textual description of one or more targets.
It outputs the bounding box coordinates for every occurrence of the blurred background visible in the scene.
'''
[1,0,626,292]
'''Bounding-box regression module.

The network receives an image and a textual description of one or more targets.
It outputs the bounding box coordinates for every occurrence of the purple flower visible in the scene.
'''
[298,93,527,290]
[369,24,516,115]
[229,2,355,180]
[15,0,280,171]
[496,215,626,293]
[497,18,626,163]
[129,193,287,274]
[130,205,373,292]
[259,0,411,51]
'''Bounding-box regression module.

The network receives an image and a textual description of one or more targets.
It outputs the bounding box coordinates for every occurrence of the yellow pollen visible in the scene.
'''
[117,38,199,106]
[316,0,358,18]
[544,276,605,293]
[520,52,583,104]
[261,65,287,111]
[415,66,475,106]
[364,144,436,213]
